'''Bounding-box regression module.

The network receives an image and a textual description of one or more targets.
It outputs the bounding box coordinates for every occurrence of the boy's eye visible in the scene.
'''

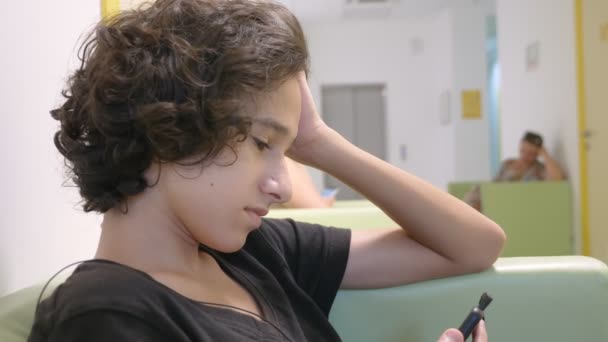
[252,136,270,151]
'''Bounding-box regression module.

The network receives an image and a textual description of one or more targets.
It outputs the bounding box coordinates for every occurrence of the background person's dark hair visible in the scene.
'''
[51,0,309,213]
[522,131,543,148]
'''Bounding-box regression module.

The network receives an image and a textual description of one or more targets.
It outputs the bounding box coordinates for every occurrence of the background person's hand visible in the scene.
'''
[437,320,487,342]
[538,146,549,159]
[321,196,336,207]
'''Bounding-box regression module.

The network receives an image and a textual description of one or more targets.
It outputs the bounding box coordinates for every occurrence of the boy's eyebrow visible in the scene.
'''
[252,117,291,136]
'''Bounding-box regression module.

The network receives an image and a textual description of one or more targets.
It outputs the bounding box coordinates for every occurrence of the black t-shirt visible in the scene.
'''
[28,218,351,342]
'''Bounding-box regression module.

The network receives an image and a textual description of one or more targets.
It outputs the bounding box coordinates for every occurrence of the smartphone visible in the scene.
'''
[458,292,493,340]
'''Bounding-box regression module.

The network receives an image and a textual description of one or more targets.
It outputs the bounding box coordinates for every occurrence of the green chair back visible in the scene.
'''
[481,181,573,256]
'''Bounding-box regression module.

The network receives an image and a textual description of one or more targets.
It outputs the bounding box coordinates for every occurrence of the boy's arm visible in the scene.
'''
[290,73,506,289]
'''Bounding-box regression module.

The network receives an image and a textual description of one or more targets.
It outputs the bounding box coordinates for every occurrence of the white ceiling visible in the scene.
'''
[277,0,451,22]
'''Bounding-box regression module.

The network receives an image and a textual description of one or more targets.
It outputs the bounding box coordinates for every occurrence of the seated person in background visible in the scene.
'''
[494,131,564,182]
[464,131,565,210]
[280,158,335,208]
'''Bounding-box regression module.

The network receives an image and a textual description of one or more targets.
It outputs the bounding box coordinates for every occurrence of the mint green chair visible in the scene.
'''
[481,182,573,257]
[448,181,573,257]
[2,256,607,341]
[0,277,66,342]
[330,256,608,341]
[267,206,397,230]
[447,182,479,202]
[332,200,375,208]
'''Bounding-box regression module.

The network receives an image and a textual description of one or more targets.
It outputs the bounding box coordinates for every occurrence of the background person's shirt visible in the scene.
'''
[28,218,351,342]
[463,159,546,210]
[494,159,546,181]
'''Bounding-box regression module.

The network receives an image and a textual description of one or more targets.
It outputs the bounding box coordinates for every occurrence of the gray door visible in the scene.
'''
[321,84,386,200]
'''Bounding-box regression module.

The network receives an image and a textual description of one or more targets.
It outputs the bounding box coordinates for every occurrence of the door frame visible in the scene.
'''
[575,0,590,255]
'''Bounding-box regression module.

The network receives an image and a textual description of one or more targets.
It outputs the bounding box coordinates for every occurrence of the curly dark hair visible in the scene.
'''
[51,0,309,213]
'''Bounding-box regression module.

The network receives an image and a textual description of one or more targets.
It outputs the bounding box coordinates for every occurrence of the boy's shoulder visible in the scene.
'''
[38,260,170,323]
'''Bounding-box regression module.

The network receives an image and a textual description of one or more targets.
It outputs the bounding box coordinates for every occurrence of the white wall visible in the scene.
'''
[0,1,102,295]
[451,0,496,181]
[496,0,580,250]
[304,17,455,190]
[303,1,494,190]
[427,10,456,187]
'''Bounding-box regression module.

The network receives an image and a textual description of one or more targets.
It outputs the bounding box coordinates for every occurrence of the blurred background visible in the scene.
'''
[0,0,605,295]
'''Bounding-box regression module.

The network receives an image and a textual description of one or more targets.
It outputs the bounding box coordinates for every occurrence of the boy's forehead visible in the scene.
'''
[242,77,301,133]
[251,117,291,137]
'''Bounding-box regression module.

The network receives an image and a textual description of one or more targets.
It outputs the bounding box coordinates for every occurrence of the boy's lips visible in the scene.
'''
[245,207,269,217]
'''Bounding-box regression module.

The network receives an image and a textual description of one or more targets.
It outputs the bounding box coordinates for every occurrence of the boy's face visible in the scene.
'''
[159,76,302,252]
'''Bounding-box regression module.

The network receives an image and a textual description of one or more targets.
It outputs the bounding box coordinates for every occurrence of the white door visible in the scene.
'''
[321,85,387,200]
[579,0,608,262]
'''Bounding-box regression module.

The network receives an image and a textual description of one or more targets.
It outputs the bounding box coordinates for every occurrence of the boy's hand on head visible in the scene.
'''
[288,71,332,163]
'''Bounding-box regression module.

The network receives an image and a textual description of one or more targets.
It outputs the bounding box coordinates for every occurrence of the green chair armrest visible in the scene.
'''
[330,256,608,341]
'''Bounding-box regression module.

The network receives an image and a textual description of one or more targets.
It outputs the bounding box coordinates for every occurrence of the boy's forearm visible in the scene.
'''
[309,129,505,267]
